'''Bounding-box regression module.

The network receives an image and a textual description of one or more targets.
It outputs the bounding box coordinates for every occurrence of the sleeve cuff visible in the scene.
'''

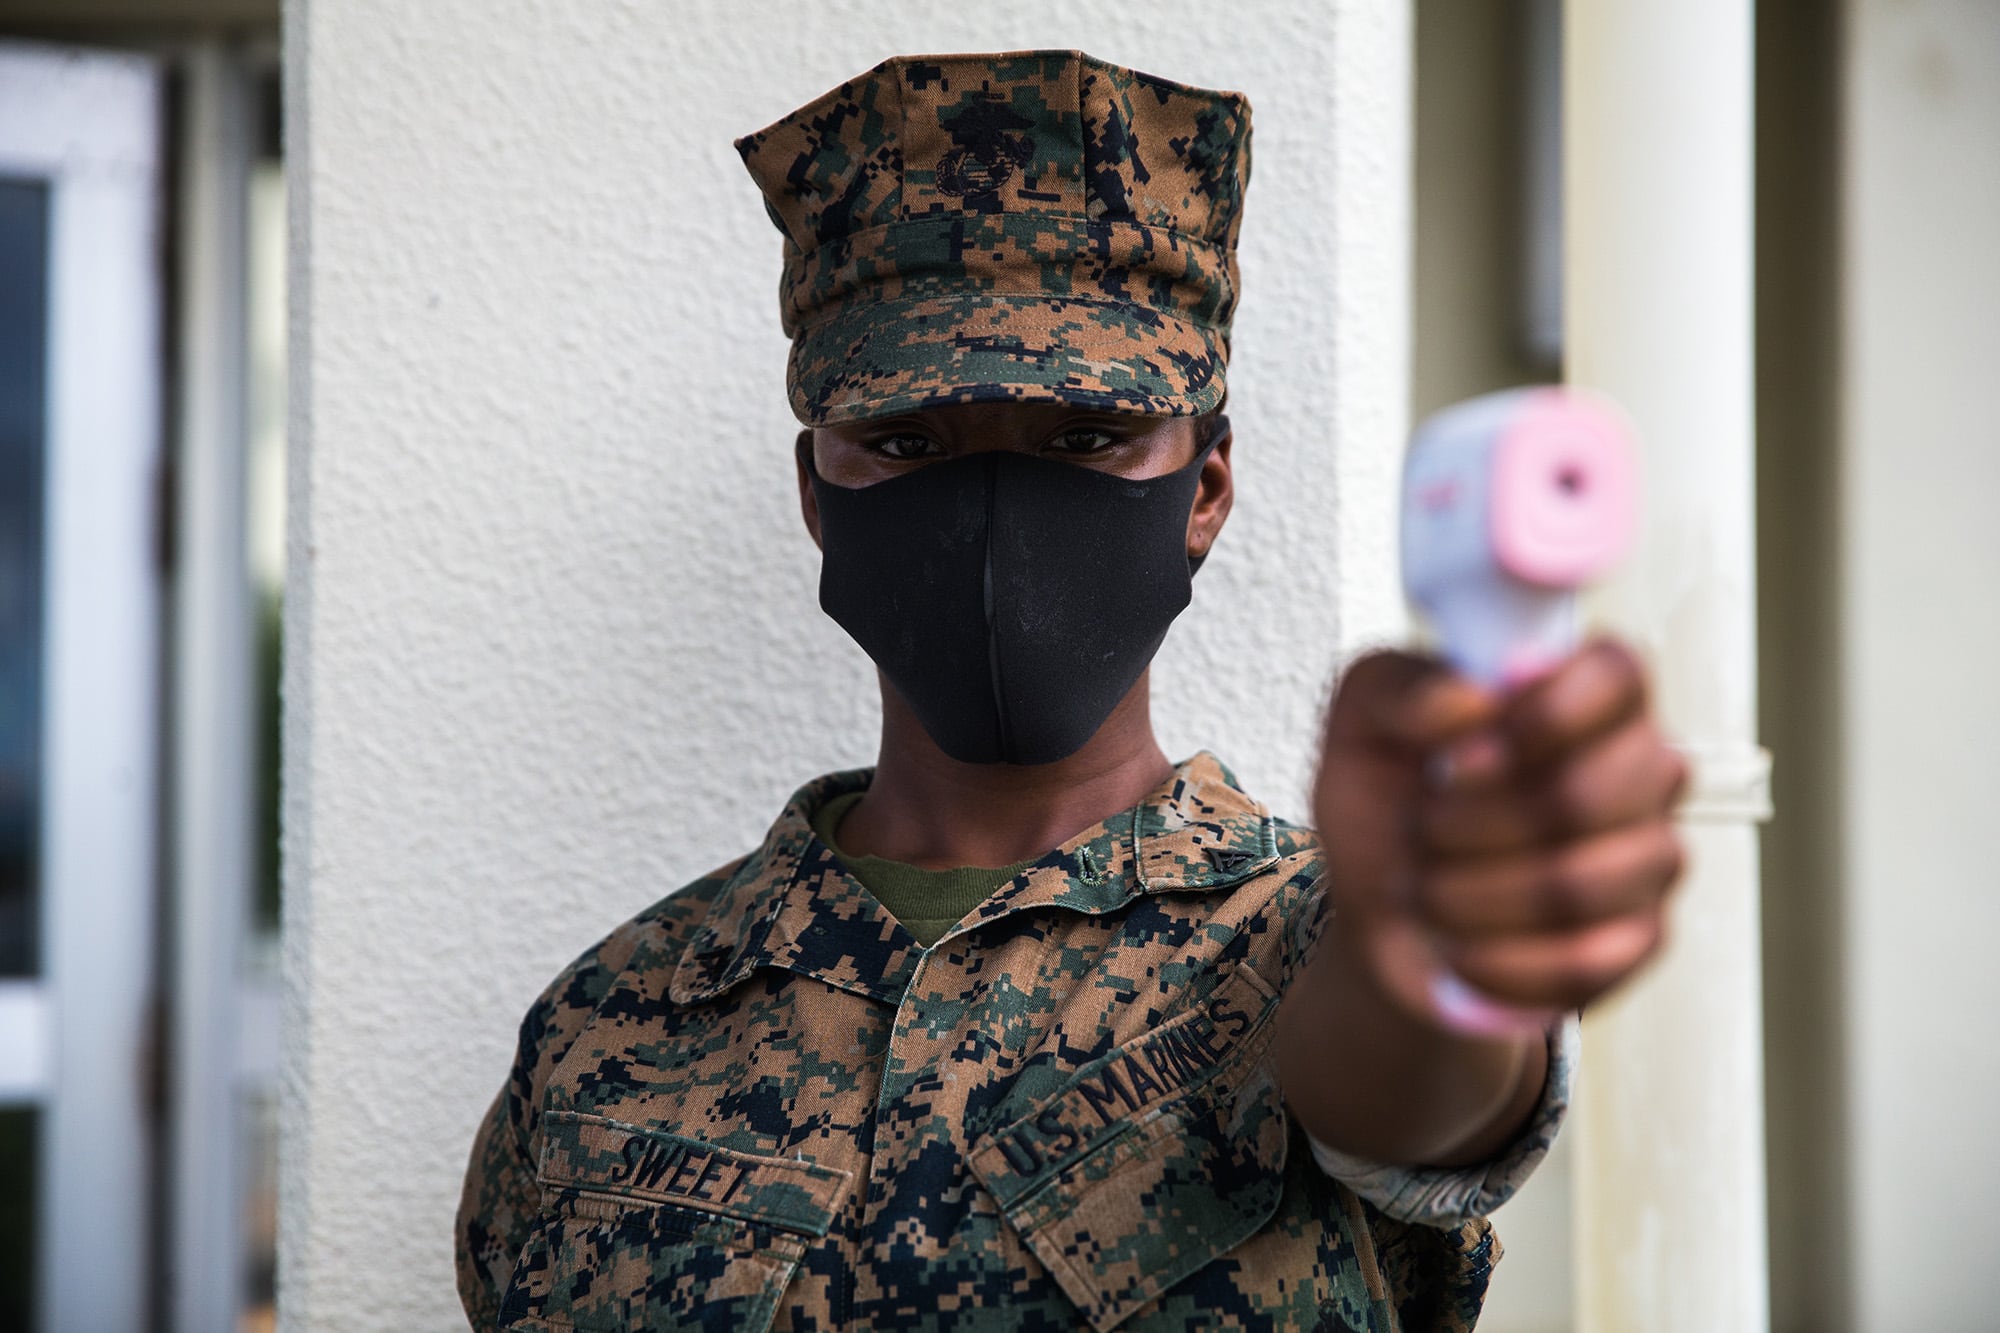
[1304,1013,1579,1226]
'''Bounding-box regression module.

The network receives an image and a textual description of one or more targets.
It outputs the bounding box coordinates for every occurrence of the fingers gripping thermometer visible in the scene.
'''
[1400,387,1639,1035]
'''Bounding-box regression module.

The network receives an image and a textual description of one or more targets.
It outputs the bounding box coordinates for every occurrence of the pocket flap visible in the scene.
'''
[538,1111,850,1239]
[967,966,1289,1331]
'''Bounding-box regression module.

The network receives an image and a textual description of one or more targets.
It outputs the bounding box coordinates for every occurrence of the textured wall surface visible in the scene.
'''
[281,1,1410,1325]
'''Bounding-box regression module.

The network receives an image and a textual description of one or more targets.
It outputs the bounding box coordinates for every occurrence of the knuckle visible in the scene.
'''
[1328,657,1391,721]
[1557,918,1656,1007]
[1591,637,1646,694]
[1346,649,1430,697]
[1625,916,1666,970]
[1545,766,1596,834]
[1648,911,1673,960]
[1663,750,1694,806]
[1507,677,1561,738]
[1658,829,1689,886]
[1333,654,1388,702]
[1629,820,1687,890]
[1599,920,1665,994]
[1540,850,1593,925]
[1636,920,1666,970]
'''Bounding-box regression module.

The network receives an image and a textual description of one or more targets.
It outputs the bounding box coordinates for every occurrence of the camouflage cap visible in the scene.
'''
[735,50,1252,426]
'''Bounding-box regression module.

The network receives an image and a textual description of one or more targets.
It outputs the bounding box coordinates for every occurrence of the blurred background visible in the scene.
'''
[0,0,1992,1330]
[0,2,282,1330]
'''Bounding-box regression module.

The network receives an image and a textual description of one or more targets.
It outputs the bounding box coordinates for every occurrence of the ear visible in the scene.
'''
[1186,421,1234,560]
[795,429,824,551]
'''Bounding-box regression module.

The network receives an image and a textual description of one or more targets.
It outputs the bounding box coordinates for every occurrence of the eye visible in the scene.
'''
[866,432,946,461]
[1046,427,1119,456]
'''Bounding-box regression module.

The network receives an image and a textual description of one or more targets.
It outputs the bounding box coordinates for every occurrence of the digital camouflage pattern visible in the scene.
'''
[458,754,1565,1332]
[734,51,1251,425]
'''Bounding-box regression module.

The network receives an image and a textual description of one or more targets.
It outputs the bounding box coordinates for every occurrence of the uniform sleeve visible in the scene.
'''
[1303,1015,1579,1226]
[455,1072,539,1328]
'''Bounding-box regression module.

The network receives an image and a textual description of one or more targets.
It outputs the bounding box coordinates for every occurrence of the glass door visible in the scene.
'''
[0,168,52,1333]
[0,42,164,1333]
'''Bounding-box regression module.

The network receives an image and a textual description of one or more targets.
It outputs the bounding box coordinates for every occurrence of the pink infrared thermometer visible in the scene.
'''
[1400,386,1639,1034]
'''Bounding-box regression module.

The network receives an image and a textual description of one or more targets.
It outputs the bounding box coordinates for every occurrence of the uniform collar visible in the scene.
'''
[669,752,1280,1008]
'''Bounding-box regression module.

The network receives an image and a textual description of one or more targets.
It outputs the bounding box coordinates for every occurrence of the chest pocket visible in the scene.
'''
[498,1112,850,1333]
[967,963,1306,1332]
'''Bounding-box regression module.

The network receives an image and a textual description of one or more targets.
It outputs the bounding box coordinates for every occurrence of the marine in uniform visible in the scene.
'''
[457,50,1685,1332]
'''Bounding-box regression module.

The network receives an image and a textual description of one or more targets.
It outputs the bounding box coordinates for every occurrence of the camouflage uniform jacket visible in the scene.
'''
[456,753,1573,1332]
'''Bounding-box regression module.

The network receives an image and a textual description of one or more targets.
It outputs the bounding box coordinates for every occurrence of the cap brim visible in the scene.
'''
[788,293,1227,426]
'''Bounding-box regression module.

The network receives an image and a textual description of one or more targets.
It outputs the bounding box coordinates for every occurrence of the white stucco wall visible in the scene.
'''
[280,2,1413,1326]
[1840,2,2000,1327]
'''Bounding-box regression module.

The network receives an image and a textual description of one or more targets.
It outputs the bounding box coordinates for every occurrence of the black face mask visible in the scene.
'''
[805,422,1223,766]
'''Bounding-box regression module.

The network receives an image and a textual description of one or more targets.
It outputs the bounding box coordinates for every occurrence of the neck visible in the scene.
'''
[837,673,1175,869]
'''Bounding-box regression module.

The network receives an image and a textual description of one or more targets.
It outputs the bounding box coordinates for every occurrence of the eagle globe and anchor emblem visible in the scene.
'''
[934,96,1037,209]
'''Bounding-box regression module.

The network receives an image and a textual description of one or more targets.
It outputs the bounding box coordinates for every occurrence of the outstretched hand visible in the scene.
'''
[1311,640,1689,1031]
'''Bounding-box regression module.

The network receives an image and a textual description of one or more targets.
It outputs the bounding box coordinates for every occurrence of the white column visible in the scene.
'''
[170,41,256,1333]
[1838,2,2000,1326]
[1564,4,1770,1331]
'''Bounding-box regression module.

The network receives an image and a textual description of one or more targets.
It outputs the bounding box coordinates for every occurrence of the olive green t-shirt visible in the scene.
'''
[809,791,1036,948]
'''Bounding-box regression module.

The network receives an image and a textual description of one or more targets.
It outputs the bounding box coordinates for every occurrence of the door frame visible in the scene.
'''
[0,40,165,1333]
